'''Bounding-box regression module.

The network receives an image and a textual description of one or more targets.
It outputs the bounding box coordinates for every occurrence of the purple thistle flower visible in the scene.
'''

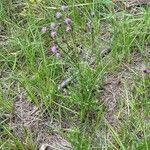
[50,31,57,38]
[64,17,71,25]
[51,45,58,54]
[61,5,68,11]
[41,27,47,33]
[66,26,71,32]
[56,12,62,19]
[143,68,149,74]
[50,22,57,30]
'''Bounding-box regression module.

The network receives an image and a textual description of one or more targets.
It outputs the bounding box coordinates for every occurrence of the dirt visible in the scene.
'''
[113,0,150,6]
[101,52,149,127]
[126,0,150,7]
[10,93,72,150]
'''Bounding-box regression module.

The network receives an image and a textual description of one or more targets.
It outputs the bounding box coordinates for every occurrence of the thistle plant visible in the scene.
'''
[40,5,101,122]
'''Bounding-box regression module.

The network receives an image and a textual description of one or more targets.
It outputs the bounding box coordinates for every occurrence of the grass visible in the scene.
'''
[0,0,150,149]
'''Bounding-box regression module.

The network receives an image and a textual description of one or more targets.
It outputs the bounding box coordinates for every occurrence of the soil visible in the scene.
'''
[10,93,72,150]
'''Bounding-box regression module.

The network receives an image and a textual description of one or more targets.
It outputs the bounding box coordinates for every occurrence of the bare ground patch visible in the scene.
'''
[101,51,149,127]
[10,93,72,150]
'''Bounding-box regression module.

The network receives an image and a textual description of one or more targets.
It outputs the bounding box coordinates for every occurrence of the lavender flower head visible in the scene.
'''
[64,17,71,25]
[66,26,71,32]
[50,31,57,38]
[61,5,68,11]
[50,22,57,30]
[143,68,149,74]
[56,12,62,19]
[41,27,47,33]
[51,45,58,54]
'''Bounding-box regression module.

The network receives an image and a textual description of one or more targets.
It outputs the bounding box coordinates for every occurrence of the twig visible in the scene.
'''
[58,76,73,91]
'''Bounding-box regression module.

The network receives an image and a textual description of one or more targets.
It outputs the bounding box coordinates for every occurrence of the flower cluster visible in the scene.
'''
[56,12,62,19]
[64,17,72,32]
[41,4,72,57]
[51,45,58,53]
[41,5,95,58]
